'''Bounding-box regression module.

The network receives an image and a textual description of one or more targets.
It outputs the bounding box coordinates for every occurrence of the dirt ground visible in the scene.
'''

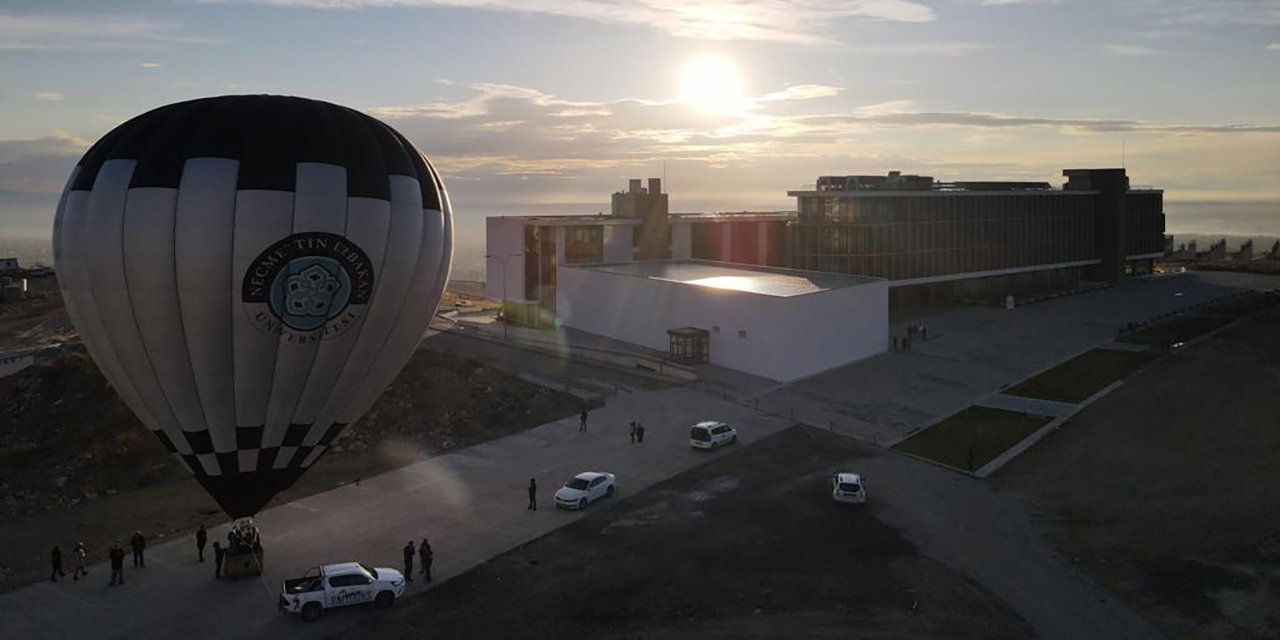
[343,427,1033,640]
[0,289,588,593]
[997,303,1280,640]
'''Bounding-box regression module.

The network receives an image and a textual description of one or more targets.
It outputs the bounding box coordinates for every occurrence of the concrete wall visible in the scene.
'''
[0,352,33,378]
[556,266,887,381]
[485,217,528,301]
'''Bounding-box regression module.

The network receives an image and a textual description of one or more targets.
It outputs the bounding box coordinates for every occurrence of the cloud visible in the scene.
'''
[34,91,64,101]
[848,42,996,56]
[759,85,843,102]
[200,0,937,44]
[1134,0,1280,27]
[1268,43,1280,51]
[1103,44,1168,56]
[977,0,1059,5]
[0,13,221,50]
[139,62,162,68]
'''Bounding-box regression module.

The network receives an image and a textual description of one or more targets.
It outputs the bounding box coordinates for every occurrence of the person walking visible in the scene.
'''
[212,542,225,579]
[71,542,88,580]
[628,421,636,444]
[402,541,415,582]
[635,421,645,444]
[108,542,125,586]
[527,478,537,510]
[130,531,146,568]
[579,407,589,432]
[196,524,208,563]
[419,538,433,583]
[50,545,64,582]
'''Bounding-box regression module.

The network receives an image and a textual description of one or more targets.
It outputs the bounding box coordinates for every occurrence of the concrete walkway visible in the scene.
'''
[976,393,1078,418]
[0,387,792,640]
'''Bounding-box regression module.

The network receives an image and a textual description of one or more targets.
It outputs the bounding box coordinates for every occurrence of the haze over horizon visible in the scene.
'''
[3,0,1278,259]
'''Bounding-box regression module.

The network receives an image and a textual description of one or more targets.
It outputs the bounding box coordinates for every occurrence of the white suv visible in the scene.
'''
[831,472,867,504]
[689,421,737,450]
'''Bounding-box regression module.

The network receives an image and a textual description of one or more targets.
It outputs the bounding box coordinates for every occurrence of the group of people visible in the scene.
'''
[893,323,929,352]
[401,537,434,583]
[577,406,647,444]
[50,532,147,587]
[48,541,88,582]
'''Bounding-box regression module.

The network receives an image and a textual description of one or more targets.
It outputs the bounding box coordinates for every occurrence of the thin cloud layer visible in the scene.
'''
[204,0,937,43]
[0,13,221,50]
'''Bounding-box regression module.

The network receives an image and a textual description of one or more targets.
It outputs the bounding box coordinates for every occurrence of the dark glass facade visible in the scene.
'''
[787,169,1165,287]
[788,193,1098,281]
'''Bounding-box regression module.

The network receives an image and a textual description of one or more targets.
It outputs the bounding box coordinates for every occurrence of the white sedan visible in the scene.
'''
[554,471,617,510]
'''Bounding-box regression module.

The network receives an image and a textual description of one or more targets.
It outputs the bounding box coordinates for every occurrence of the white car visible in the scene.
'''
[831,472,867,505]
[279,562,406,622]
[689,421,738,450]
[554,471,617,510]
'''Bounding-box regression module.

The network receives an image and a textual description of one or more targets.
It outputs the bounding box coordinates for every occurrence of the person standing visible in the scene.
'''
[579,407,588,432]
[635,421,646,444]
[419,538,433,583]
[527,478,537,510]
[212,542,225,579]
[130,531,146,567]
[71,542,88,580]
[629,421,636,444]
[50,545,64,582]
[108,542,125,586]
[402,541,415,582]
[196,524,208,563]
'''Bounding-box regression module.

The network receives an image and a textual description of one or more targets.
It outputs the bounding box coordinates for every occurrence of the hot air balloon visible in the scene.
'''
[52,95,452,518]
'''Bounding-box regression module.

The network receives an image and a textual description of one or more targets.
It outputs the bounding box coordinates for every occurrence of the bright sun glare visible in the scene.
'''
[680,56,745,115]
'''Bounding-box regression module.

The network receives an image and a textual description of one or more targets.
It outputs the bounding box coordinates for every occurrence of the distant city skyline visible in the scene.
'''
[2,0,1278,248]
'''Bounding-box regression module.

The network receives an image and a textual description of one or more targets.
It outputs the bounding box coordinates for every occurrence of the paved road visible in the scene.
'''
[0,387,792,639]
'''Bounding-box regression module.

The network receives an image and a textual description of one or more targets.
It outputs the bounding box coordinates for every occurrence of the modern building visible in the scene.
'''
[485,168,1164,379]
[556,261,886,381]
[787,169,1164,304]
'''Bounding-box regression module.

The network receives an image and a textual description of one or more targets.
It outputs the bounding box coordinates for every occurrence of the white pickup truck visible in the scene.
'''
[278,562,407,621]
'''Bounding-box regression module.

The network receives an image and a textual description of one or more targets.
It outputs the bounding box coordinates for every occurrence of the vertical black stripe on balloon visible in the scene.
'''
[235,96,298,192]
[384,125,442,212]
[129,99,218,189]
[339,105,390,201]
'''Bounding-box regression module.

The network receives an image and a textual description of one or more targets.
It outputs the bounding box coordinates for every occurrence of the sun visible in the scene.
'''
[680,56,746,115]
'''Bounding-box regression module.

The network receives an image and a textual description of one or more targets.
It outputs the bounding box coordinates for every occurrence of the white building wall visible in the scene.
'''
[485,217,528,301]
[556,267,887,381]
[603,226,633,263]
[671,222,692,260]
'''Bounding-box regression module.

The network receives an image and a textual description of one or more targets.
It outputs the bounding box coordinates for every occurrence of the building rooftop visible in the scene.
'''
[571,260,881,298]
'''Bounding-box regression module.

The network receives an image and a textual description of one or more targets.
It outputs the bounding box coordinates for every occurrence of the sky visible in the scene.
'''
[2,0,1278,267]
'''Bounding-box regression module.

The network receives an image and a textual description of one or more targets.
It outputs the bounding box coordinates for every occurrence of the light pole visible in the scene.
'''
[485,253,522,341]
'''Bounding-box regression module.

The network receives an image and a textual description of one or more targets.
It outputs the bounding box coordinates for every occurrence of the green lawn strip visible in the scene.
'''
[894,406,1051,472]
[1006,349,1157,404]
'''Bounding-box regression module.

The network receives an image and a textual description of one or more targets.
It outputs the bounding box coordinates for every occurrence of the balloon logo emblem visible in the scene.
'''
[242,232,375,343]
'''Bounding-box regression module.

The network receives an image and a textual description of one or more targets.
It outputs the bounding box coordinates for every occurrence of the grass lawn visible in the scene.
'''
[894,406,1051,472]
[1006,349,1157,403]
[1119,315,1233,347]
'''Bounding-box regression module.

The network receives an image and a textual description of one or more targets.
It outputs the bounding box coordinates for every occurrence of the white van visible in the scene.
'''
[689,421,737,450]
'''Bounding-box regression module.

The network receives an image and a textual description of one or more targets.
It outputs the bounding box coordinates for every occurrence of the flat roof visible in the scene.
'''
[570,260,881,298]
